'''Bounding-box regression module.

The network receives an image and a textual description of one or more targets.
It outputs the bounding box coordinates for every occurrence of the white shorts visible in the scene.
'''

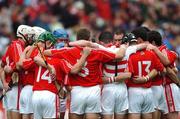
[3,85,21,112]
[32,91,60,119]
[151,85,166,112]
[19,85,33,114]
[101,83,128,115]
[70,85,101,114]
[128,87,155,113]
[164,83,180,114]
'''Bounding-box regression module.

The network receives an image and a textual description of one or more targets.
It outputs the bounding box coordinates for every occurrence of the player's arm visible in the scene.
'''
[10,42,24,71]
[33,55,47,68]
[44,49,53,56]
[166,67,180,84]
[4,63,14,74]
[16,46,32,70]
[25,45,36,58]
[69,40,99,48]
[133,69,158,84]
[115,44,127,60]
[70,47,91,74]
[44,48,67,57]
[0,66,10,91]
[69,40,126,59]
[102,72,132,84]
[147,44,170,66]
[136,43,148,51]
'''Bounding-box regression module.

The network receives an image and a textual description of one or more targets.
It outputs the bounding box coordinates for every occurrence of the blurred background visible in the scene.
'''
[0,0,179,118]
[0,0,179,74]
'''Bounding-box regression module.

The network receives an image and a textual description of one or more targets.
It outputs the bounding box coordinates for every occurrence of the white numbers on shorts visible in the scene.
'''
[78,61,89,77]
[36,66,51,83]
[138,61,151,77]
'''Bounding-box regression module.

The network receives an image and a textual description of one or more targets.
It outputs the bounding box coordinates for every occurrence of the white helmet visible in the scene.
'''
[32,26,46,41]
[16,25,35,44]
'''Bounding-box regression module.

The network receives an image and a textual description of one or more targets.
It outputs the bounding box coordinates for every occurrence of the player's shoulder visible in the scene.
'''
[168,50,178,59]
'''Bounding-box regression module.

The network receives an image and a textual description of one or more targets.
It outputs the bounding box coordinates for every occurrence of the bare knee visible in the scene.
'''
[85,113,100,119]
[102,114,113,119]
[166,112,178,119]
[142,113,153,119]
[115,113,127,119]
[70,113,84,119]
[128,113,140,119]
[11,111,21,119]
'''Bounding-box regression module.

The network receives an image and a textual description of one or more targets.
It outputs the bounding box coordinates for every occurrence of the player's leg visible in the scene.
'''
[20,85,34,119]
[32,91,43,119]
[167,112,178,119]
[70,86,87,119]
[101,85,115,119]
[128,87,143,119]
[11,111,21,119]
[114,83,128,119]
[69,113,84,119]
[41,91,60,119]
[3,97,12,119]
[164,84,180,119]
[142,113,153,119]
[153,110,161,119]
[22,114,33,119]
[85,85,101,119]
[6,111,11,119]
[141,88,154,119]
[152,85,166,119]
[114,113,127,119]
[102,114,113,119]
[8,86,21,119]
[166,112,178,119]
[128,113,140,119]
[85,113,100,119]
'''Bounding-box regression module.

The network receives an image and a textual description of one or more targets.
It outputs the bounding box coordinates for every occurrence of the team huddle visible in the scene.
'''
[0,25,179,119]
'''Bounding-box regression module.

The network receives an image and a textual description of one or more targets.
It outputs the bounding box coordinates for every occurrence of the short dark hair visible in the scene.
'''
[142,26,150,32]
[77,28,91,40]
[99,31,113,44]
[114,29,125,35]
[147,30,162,46]
[132,27,150,41]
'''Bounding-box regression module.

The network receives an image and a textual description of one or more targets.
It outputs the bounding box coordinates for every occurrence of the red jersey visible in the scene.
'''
[152,45,178,85]
[21,58,35,86]
[1,39,25,83]
[23,54,71,94]
[51,47,116,87]
[127,49,164,88]
[21,47,39,86]
[151,45,168,86]
[165,50,178,84]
